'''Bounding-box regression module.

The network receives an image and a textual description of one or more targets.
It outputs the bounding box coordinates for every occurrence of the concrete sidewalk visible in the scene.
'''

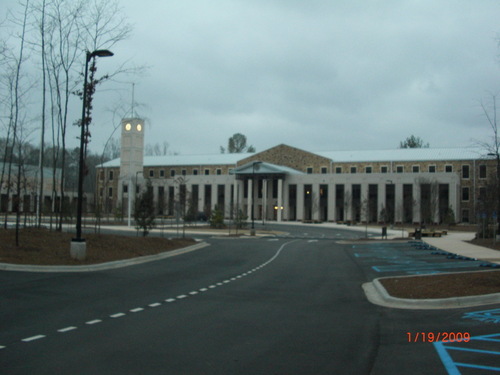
[422,232,500,265]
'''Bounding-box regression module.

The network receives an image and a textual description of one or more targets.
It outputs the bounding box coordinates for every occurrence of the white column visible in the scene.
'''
[328,182,336,222]
[345,184,352,221]
[449,182,458,223]
[211,183,218,211]
[296,183,304,221]
[360,183,368,223]
[198,184,205,213]
[413,183,421,224]
[277,178,283,222]
[247,178,253,220]
[312,184,320,221]
[377,183,385,223]
[395,183,403,223]
[224,183,232,218]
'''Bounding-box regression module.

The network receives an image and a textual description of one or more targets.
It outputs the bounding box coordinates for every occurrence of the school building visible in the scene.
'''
[96,118,497,225]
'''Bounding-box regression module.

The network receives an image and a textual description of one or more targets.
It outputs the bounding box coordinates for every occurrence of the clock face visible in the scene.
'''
[125,123,131,131]
[136,124,142,132]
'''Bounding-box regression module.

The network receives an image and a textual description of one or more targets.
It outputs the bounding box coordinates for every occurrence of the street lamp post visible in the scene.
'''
[71,49,113,260]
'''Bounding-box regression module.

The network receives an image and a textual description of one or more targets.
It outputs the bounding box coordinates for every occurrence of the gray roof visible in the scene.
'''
[317,147,489,163]
[0,162,61,179]
[99,146,491,169]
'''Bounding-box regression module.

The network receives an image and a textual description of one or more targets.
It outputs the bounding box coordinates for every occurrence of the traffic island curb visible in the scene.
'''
[363,275,500,310]
[0,242,209,273]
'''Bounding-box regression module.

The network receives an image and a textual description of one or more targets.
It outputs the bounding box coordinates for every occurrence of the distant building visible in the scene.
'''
[0,162,85,214]
[96,119,496,225]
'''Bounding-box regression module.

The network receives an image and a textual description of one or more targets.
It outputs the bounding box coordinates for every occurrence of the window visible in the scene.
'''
[462,187,469,201]
[321,167,328,174]
[365,166,372,174]
[99,170,104,181]
[445,165,453,173]
[149,169,154,178]
[204,169,210,175]
[380,166,388,173]
[335,167,342,174]
[396,165,404,173]
[479,165,487,179]
[350,166,357,174]
[170,170,176,177]
[462,165,470,179]
[108,187,113,197]
[182,169,187,176]
[109,170,114,180]
[216,169,222,175]
[306,167,313,174]
[160,170,165,178]
[412,165,420,173]
[428,165,436,173]
[193,169,198,176]
[123,184,128,193]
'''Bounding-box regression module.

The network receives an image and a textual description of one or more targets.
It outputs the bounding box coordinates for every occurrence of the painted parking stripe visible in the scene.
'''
[130,308,144,313]
[176,295,187,299]
[58,326,77,333]
[208,285,216,288]
[0,345,5,349]
[110,313,126,318]
[22,335,45,342]
[199,288,208,292]
[86,319,102,325]
[165,298,176,302]
[189,291,198,295]
[149,303,161,307]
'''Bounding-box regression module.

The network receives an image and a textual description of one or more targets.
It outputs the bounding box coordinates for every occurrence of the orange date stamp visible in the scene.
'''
[407,332,470,343]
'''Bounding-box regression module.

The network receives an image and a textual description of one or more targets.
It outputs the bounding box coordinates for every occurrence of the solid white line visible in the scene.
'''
[58,326,77,333]
[130,308,144,313]
[189,291,198,295]
[199,288,208,292]
[86,319,102,325]
[110,313,126,318]
[149,303,161,307]
[22,335,45,342]
[177,295,187,299]
[165,298,176,302]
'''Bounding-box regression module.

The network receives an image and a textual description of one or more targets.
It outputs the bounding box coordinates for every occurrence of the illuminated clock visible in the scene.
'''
[136,124,142,132]
[125,123,131,131]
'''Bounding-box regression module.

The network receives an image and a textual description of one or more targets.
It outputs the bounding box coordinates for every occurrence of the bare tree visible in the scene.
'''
[220,133,255,153]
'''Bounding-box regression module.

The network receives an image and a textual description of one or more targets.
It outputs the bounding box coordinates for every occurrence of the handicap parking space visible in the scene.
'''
[350,241,489,279]
[433,308,500,374]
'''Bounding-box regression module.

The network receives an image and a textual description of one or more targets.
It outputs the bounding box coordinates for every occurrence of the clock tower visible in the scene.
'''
[119,117,145,225]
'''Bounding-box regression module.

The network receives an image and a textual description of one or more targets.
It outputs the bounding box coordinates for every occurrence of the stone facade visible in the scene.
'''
[96,143,498,225]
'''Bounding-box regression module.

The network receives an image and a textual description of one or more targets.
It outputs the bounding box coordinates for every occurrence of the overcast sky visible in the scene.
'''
[3,0,500,156]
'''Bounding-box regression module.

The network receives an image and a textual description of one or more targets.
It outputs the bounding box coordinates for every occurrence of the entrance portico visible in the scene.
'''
[232,161,303,223]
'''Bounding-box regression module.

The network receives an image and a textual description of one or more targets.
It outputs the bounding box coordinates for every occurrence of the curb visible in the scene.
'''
[363,272,500,310]
[0,242,209,273]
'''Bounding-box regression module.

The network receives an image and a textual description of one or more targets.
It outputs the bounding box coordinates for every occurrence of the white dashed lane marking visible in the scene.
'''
[86,319,102,325]
[58,326,77,333]
[22,335,45,342]
[9,239,298,350]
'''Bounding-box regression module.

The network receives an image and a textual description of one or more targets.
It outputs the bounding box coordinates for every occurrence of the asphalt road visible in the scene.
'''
[1,225,499,374]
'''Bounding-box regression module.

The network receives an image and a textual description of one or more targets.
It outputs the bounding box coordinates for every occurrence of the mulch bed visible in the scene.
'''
[380,271,500,299]
[0,228,196,265]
